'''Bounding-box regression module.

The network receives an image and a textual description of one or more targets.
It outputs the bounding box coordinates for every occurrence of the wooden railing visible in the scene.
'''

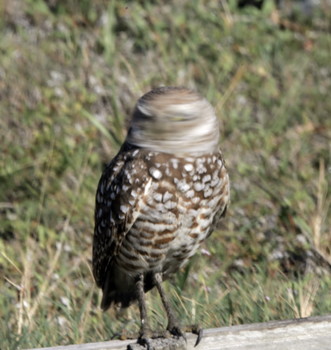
[26,314,331,350]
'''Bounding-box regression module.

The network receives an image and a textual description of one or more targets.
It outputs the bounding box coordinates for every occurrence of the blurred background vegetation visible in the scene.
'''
[1,0,330,349]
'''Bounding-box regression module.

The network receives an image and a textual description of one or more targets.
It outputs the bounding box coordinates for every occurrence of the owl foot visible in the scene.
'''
[132,330,187,350]
[137,334,154,350]
[167,324,186,340]
[136,329,170,349]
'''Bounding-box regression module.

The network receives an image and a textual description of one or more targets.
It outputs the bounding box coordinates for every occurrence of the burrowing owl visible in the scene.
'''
[93,87,230,345]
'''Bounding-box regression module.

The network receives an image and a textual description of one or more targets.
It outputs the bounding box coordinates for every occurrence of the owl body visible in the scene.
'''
[93,87,230,310]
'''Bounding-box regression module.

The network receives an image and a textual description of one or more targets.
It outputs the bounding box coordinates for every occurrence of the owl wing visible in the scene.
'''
[206,152,230,238]
[92,148,150,288]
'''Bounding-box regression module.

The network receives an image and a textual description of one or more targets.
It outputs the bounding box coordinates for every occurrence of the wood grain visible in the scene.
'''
[25,315,331,350]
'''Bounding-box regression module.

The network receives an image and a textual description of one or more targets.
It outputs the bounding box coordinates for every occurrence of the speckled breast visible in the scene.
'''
[116,149,230,277]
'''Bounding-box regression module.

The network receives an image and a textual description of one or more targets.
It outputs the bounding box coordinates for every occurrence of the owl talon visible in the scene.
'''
[167,325,186,340]
[137,336,154,350]
[194,328,203,347]
[182,324,203,346]
[137,330,169,350]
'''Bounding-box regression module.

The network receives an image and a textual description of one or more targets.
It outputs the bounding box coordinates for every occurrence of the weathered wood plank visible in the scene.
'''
[26,315,331,350]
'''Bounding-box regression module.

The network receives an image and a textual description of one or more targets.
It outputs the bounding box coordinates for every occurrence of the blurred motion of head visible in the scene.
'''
[127,87,220,156]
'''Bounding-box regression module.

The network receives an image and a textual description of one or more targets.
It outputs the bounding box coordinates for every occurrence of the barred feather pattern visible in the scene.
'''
[92,87,230,310]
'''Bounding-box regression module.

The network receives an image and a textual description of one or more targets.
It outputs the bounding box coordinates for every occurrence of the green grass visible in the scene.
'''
[1,0,331,349]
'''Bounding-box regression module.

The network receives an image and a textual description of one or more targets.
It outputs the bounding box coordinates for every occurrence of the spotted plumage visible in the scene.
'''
[92,86,230,344]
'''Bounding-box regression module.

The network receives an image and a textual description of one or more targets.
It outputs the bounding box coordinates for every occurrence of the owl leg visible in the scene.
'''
[136,273,155,349]
[154,272,185,340]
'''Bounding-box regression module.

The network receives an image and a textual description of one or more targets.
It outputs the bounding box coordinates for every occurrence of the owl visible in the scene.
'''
[93,86,230,346]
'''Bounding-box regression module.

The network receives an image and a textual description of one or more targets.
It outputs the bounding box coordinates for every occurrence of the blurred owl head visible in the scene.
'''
[126,87,220,155]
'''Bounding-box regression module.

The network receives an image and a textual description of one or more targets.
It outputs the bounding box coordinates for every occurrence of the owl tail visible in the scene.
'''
[101,264,137,310]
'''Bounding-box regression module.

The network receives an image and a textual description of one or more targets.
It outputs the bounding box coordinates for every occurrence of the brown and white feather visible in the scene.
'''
[92,87,230,310]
